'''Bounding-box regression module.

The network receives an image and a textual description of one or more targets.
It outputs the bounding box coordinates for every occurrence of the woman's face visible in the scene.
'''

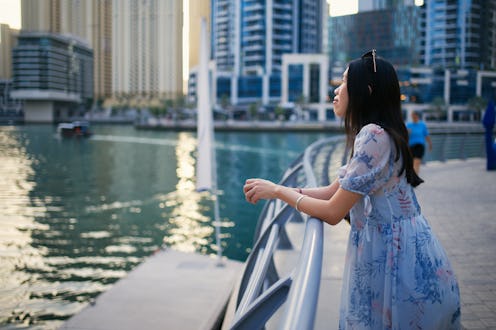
[333,68,349,119]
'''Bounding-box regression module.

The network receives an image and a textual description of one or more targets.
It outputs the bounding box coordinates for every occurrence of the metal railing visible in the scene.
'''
[228,136,346,330]
[226,129,485,330]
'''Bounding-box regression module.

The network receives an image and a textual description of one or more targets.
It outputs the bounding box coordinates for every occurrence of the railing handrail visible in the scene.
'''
[278,137,340,329]
[229,136,346,330]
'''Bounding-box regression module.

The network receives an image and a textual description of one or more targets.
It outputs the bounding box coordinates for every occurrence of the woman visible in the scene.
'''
[407,110,432,174]
[243,50,460,329]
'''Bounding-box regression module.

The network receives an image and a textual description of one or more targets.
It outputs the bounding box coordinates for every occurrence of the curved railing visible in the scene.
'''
[228,136,347,330]
[225,128,484,330]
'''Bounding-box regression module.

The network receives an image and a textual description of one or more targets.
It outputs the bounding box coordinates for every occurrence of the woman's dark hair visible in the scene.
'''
[344,51,423,187]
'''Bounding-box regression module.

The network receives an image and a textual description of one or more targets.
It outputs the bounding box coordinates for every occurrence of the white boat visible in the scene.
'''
[57,121,92,137]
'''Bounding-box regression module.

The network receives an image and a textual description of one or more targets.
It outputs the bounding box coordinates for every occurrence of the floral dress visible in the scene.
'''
[337,124,461,329]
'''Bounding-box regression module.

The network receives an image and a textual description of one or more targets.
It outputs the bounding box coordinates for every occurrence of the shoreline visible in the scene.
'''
[133,120,490,134]
[2,117,491,134]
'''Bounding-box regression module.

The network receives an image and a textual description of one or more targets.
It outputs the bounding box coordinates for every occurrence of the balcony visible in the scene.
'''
[272,43,292,51]
[244,14,264,23]
[273,23,292,30]
[243,54,264,62]
[273,2,292,10]
[243,44,264,52]
[243,34,264,42]
[244,24,265,32]
[244,3,264,12]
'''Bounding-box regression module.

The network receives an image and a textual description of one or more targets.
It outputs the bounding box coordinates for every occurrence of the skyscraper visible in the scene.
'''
[91,0,112,102]
[20,0,113,102]
[424,0,495,70]
[112,0,183,106]
[11,32,93,122]
[328,3,424,67]
[21,0,61,32]
[358,0,417,12]
[211,0,327,106]
[0,24,18,79]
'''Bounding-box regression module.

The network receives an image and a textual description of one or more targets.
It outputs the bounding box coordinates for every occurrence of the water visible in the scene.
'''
[0,124,486,329]
[0,124,330,329]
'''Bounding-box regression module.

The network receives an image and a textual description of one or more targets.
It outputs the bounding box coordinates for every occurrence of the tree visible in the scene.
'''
[174,95,186,120]
[274,105,285,121]
[248,103,258,121]
[163,99,174,119]
[220,94,231,120]
[427,97,447,121]
[149,107,161,118]
[468,96,487,121]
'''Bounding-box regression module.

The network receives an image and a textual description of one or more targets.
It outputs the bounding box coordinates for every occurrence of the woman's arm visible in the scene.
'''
[291,179,340,200]
[243,178,361,226]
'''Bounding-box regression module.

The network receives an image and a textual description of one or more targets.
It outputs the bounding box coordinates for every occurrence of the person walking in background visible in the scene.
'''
[407,111,432,174]
[243,50,460,329]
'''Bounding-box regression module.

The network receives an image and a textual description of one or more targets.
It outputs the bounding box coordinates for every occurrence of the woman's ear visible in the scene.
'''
[368,85,373,95]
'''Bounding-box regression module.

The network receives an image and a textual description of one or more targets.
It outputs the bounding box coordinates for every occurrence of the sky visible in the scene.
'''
[0,0,357,29]
[0,0,21,29]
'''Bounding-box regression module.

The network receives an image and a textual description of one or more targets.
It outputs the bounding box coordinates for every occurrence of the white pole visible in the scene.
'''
[196,17,224,266]
[212,191,223,266]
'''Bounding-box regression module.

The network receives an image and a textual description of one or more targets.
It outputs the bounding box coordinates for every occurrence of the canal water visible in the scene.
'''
[0,124,329,329]
[0,124,486,329]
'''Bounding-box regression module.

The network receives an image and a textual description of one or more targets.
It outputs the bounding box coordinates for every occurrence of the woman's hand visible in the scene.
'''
[243,178,279,204]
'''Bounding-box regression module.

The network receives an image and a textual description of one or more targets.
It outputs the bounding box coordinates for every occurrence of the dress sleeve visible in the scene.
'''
[339,124,393,195]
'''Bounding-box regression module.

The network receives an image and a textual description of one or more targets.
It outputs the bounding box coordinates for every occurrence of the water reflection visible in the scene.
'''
[162,132,214,254]
[0,127,50,327]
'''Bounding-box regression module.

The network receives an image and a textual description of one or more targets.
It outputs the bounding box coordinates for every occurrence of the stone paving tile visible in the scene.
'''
[462,320,488,329]
[480,318,496,327]
[417,159,496,329]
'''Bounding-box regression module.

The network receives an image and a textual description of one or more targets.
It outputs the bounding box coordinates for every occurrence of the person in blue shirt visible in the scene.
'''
[406,111,432,174]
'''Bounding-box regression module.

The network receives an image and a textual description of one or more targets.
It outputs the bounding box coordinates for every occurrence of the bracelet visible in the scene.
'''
[295,195,306,212]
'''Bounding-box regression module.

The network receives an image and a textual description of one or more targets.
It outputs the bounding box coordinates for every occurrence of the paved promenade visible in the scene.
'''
[416,158,496,329]
[313,157,496,329]
[61,249,242,330]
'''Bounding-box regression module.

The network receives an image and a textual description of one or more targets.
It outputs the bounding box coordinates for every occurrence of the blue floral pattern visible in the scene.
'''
[338,124,460,329]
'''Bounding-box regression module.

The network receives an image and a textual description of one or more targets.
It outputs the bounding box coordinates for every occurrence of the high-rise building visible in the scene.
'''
[11,32,93,122]
[21,0,61,32]
[0,24,19,79]
[209,0,327,107]
[212,0,238,73]
[328,3,424,68]
[20,0,112,102]
[424,0,496,70]
[0,24,21,118]
[91,1,112,101]
[358,0,417,12]
[112,0,183,106]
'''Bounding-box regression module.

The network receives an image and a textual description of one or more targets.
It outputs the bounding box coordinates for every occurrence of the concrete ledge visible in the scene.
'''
[134,121,492,134]
[61,249,243,330]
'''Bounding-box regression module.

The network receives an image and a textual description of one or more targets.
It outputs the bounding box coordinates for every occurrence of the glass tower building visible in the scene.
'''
[11,32,93,122]
[328,0,496,107]
[209,0,326,107]
[328,3,424,68]
[424,0,495,70]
